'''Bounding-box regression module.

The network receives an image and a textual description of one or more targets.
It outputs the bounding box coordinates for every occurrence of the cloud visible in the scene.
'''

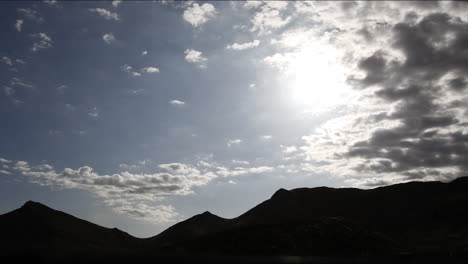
[183,2,216,27]
[341,13,468,179]
[15,20,23,32]
[3,86,15,96]
[56,84,68,94]
[216,165,274,177]
[2,158,217,222]
[141,67,160,74]
[1,56,13,66]
[89,8,120,21]
[169,100,185,106]
[88,107,99,119]
[227,139,242,147]
[142,50,148,56]
[250,3,291,34]
[226,40,260,50]
[102,33,116,44]
[184,49,207,68]
[112,0,122,8]
[30,33,52,52]
[18,8,43,22]
[43,0,57,5]
[281,145,298,154]
[121,64,141,77]
[287,8,468,186]
[3,85,22,106]
[10,77,34,89]
[261,135,273,140]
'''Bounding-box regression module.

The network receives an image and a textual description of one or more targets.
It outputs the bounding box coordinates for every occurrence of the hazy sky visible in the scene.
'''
[1,1,468,237]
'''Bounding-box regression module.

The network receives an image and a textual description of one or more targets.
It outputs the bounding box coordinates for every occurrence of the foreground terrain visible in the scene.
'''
[1,177,468,263]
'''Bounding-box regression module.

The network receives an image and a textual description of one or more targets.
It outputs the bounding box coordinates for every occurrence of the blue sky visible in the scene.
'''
[1,1,468,237]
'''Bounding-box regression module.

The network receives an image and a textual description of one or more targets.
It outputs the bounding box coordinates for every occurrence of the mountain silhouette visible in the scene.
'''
[0,200,140,259]
[1,177,468,263]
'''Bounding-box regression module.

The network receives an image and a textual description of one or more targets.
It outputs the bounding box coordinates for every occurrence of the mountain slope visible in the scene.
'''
[150,177,468,257]
[1,177,468,261]
[0,201,140,257]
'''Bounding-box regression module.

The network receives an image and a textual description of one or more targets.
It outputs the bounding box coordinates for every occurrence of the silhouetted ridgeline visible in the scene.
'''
[1,177,468,263]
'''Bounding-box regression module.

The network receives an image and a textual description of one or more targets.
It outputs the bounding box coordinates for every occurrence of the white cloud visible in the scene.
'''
[281,145,298,154]
[261,135,273,140]
[89,8,120,21]
[65,104,75,111]
[169,100,185,106]
[1,56,13,66]
[3,86,15,96]
[243,1,262,9]
[142,50,148,56]
[0,158,12,163]
[18,8,43,22]
[184,49,207,68]
[102,33,116,44]
[10,77,34,89]
[88,107,99,119]
[56,84,68,94]
[112,0,122,8]
[121,64,141,77]
[141,67,160,74]
[216,165,275,177]
[183,2,217,27]
[43,0,57,5]
[30,33,52,52]
[232,160,250,165]
[1,155,282,221]
[15,20,23,32]
[227,139,242,147]
[226,40,260,50]
[250,3,291,34]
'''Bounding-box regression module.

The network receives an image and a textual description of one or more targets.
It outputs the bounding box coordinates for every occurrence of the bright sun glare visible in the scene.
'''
[287,44,351,112]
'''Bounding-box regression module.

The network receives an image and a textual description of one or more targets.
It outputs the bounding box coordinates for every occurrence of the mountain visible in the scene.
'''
[1,177,468,262]
[0,200,140,258]
[149,177,468,258]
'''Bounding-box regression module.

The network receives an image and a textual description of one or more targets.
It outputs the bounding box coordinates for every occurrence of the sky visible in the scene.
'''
[1,0,468,237]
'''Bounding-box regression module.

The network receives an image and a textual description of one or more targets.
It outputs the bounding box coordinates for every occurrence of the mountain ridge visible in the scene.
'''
[1,177,468,262]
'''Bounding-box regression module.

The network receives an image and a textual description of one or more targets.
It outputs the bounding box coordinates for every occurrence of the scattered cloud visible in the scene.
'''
[121,64,141,77]
[261,135,273,140]
[169,100,185,106]
[89,8,120,21]
[18,8,43,22]
[10,77,34,89]
[15,19,23,32]
[3,86,15,96]
[250,2,291,34]
[227,139,242,147]
[88,107,99,119]
[43,0,57,5]
[102,33,116,44]
[183,2,217,27]
[142,50,148,56]
[281,145,298,154]
[226,39,260,50]
[56,84,68,94]
[1,56,13,66]
[112,0,122,8]
[184,49,207,68]
[30,33,52,52]
[141,67,160,74]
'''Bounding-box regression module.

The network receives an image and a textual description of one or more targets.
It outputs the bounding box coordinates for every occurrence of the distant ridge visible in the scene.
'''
[1,177,468,262]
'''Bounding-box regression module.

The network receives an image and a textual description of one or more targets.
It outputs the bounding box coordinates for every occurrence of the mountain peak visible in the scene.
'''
[21,200,48,209]
[271,188,291,199]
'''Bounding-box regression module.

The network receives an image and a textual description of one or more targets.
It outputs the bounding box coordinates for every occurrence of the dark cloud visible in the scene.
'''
[345,12,468,180]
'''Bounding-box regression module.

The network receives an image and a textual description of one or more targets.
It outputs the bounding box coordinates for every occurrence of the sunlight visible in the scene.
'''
[287,44,350,112]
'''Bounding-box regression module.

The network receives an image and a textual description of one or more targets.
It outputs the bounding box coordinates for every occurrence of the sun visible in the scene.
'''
[287,45,351,112]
